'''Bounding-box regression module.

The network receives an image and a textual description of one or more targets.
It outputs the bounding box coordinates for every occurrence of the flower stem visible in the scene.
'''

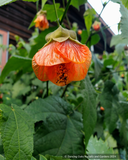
[85,0,110,45]
[60,0,72,25]
[98,0,110,18]
[61,84,69,98]
[36,0,39,12]
[62,0,71,29]
[53,0,60,26]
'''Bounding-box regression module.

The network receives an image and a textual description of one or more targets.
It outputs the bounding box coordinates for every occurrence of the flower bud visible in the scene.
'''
[34,10,49,31]
[77,29,82,35]
[92,21,101,31]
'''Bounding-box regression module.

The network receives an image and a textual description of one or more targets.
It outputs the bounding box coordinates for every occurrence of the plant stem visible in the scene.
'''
[60,0,72,25]
[62,0,71,29]
[62,0,65,9]
[85,30,92,45]
[61,84,69,98]
[53,0,60,26]
[66,15,71,29]
[98,0,110,18]
[36,0,39,12]
[85,23,111,45]
[85,0,110,45]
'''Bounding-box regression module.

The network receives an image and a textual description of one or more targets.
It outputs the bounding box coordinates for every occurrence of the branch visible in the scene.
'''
[53,0,60,26]
[60,0,72,25]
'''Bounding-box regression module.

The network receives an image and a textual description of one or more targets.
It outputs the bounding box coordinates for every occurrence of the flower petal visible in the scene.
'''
[34,15,49,31]
[32,56,91,86]
[32,57,49,81]
[48,60,91,86]
[33,41,70,66]
[54,39,91,63]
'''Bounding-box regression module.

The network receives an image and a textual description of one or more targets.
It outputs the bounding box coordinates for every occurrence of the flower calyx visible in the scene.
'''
[37,10,47,16]
[45,25,80,45]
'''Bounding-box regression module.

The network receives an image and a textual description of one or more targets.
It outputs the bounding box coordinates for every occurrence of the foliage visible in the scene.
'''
[87,136,114,154]
[25,96,85,158]
[0,0,128,160]
[70,0,87,10]
[80,75,97,148]
[0,0,38,7]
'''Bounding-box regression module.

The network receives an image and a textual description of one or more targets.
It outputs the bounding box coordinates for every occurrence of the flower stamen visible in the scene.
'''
[56,64,68,85]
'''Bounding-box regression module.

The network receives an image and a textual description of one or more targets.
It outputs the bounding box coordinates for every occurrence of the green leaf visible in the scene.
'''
[43,4,64,22]
[115,43,125,54]
[84,14,92,34]
[0,0,38,6]
[2,95,22,106]
[25,96,85,158]
[111,0,121,3]
[45,155,70,160]
[0,0,16,6]
[119,120,128,147]
[26,91,38,104]
[100,81,120,133]
[0,104,34,160]
[104,58,116,68]
[112,73,123,92]
[81,32,100,47]
[90,34,100,46]
[84,8,96,16]
[120,4,128,39]
[12,80,31,98]
[32,78,45,89]
[121,0,128,9]
[28,15,37,30]
[0,55,32,83]
[80,75,97,148]
[110,34,128,47]
[119,101,128,121]
[83,8,96,34]
[87,136,114,157]
[29,27,57,58]
[39,155,47,160]
[49,81,60,95]
[41,0,47,9]
[104,131,117,148]
[81,30,88,44]
[0,83,12,92]
[70,0,87,10]
[92,53,103,79]
[31,157,37,160]
[0,135,4,155]
[122,91,128,99]
[0,155,5,160]
[94,121,104,139]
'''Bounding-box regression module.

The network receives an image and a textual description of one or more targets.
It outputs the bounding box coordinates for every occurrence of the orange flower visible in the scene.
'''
[34,11,49,31]
[78,29,82,35]
[121,74,124,78]
[0,94,3,99]
[32,26,92,86]
[92,21,101,31]
[100,106,104,111]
